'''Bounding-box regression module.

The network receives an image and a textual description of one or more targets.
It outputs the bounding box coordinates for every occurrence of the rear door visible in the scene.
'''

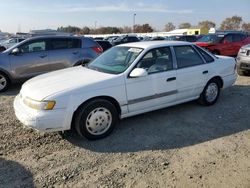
[174,45,209,101]
[48,38,82,69]
[9,38,49,79]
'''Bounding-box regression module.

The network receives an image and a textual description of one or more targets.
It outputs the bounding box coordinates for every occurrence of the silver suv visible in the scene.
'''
[236,44,250,76]
[0,36,103,91]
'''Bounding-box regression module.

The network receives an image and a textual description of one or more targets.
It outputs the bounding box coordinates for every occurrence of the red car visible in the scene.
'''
[195,32,250,56]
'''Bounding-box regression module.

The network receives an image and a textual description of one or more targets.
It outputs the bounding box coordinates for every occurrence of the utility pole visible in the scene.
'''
[133,13,136,33]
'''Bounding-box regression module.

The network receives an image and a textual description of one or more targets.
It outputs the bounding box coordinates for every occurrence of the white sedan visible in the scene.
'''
[14,41,237,140]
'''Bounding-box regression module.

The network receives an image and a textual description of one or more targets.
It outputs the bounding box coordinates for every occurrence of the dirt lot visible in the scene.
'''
[0,76,250,188]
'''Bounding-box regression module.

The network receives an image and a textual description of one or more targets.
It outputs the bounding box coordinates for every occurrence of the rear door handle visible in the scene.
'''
[39,54,47,58]
[203,70,208,74]
[72,51,79,55]
[166,77,176,82]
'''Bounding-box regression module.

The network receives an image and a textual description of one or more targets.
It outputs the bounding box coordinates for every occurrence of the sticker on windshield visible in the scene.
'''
[128,48,142,53]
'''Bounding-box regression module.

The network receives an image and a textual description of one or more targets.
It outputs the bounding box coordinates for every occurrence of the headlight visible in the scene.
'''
[239,48,246,54]
[23,97,56,110]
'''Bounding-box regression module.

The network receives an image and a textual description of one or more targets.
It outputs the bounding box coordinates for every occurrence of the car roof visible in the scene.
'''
[27,35,85,40]
[119,41,192,49]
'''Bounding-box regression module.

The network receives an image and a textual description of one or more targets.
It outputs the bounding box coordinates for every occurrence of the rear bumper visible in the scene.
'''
[222,73,237,89]
[14,94,71,132]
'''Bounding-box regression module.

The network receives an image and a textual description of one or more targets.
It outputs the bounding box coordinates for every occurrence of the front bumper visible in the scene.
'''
[14,94,71,132]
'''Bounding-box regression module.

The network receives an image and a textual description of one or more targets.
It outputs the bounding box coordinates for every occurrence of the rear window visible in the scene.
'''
[50,38,81,50]
[194,46,214,63]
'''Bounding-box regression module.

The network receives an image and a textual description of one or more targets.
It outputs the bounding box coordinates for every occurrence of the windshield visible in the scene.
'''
[87,46,143,74]
[197,34,224,43]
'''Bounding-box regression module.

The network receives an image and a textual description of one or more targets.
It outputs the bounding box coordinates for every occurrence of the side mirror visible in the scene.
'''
[11,48,20,55]
[129,68,148,78]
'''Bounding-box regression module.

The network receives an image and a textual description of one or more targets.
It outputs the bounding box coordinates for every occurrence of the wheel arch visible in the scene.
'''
[0,69,12,83]
[208,76,223,88]
[73,59,91,66]
[71,95,122,129]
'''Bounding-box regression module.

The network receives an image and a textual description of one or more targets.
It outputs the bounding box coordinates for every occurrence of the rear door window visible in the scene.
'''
[50,38,81,50]
[232,34,246,42]
[174,45,204,69]
[232,34,242,42]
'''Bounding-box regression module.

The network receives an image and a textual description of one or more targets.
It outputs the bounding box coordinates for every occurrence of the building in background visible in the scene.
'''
[29,29,72,37]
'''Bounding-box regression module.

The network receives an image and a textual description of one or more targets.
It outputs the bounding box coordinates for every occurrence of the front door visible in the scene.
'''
[126,47,177,113]
[9,39,49,79]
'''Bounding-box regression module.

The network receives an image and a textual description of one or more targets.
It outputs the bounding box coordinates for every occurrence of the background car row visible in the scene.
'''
[0,31,249,92]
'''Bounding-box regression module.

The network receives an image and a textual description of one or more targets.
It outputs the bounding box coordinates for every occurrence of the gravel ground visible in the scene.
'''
[0,76,250,188]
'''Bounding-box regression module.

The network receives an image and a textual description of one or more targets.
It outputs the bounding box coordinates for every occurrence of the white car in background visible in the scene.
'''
[14,41,237,140]
[0,37,25,50]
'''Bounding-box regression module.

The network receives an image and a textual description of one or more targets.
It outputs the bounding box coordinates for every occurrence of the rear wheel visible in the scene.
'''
[198,79,220,106]
[74,99,118,140]
[0,72,10,92]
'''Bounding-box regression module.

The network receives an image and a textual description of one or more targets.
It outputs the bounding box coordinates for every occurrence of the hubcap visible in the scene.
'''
[0,74,7,90]
[85,107,112,135]
[205,83,218,102]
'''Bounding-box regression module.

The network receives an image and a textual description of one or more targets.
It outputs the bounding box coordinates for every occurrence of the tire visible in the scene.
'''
[198,79,220,106]
[74,99,118,140]
[0,72,10,92]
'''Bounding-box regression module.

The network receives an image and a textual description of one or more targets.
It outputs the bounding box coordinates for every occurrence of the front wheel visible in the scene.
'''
[198,80,220,106]
[74,99,118,140]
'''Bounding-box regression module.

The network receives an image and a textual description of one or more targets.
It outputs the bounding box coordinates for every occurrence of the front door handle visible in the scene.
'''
[166,77,176,82]
[203,70,208,74]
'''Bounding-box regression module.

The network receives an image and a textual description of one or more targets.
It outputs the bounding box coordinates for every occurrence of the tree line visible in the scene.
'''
[57,16,250,34]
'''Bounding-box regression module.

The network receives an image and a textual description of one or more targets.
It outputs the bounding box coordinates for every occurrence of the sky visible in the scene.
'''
[0,0,249,33]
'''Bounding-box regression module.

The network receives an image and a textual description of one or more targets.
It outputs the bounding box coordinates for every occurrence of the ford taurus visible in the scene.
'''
[14,41,237,140]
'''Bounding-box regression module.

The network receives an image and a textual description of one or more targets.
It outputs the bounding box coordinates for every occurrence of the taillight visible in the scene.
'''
[92,46,103,54]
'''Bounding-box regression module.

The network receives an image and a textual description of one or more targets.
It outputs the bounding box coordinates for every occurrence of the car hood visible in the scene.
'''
[21,66,118,101]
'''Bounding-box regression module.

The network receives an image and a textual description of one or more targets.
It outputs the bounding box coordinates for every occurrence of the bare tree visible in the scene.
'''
[164,22,175,32]
[134,24,154,33]
[198,20,216,30]
[81,27,90,34]
[178,22,191,29]
[220,15,242,30]
[121,26,132,33]
[242,22,250,33]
